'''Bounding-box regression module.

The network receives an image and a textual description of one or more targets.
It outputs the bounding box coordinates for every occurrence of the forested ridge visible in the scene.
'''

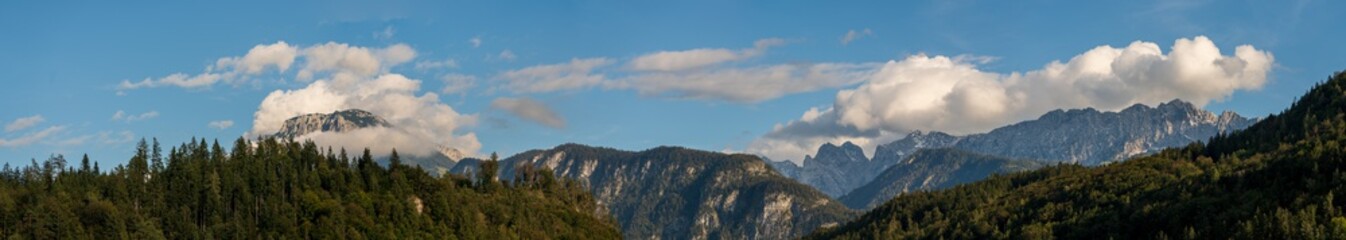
[0,137,619,239]
[806,71,1346,239]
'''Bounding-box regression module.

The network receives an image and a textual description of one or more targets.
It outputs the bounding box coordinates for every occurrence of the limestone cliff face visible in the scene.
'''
[456,144,854,240]
[272,109,392,139]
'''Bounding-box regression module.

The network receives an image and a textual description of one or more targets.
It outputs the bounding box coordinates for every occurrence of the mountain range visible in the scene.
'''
[274,99,1261,238]
[772,99,1257,207]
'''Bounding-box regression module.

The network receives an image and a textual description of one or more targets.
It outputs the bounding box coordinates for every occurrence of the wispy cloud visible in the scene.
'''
[840,28,873,45]
[4,115,45,133]
[491,97,566,129]
[0,126,64,148]
[208,120,234,130]
[111,110,159,123]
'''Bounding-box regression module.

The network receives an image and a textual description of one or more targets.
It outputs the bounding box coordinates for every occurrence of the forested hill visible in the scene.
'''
[806,70,1346,239]
[0,138,620,239]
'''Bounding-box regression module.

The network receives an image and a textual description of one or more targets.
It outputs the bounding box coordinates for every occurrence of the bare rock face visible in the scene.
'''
[454,144,854,240]
[272,109,392,139]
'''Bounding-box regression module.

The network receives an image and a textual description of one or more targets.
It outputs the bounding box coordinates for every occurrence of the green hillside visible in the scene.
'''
[0,138,619,239]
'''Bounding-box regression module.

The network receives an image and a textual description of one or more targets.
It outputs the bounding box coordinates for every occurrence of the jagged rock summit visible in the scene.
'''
[271,109,463,174]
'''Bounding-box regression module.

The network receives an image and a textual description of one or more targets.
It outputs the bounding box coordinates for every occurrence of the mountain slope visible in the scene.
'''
[838,148,1044,210]
[462,144,854,240]
[782,132,962,198]
[806,71,1346,239]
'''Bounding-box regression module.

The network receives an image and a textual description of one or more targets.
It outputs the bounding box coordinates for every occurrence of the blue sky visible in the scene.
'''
[2,0,1343,167]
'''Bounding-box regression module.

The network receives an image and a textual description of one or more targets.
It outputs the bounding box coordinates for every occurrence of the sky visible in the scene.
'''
[2,0,1343,168]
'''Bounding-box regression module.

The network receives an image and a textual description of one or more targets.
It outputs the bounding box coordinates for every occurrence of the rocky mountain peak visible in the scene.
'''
[273,109,392,139]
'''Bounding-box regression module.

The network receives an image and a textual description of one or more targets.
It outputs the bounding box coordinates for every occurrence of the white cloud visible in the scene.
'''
[496,58,613,93]
[208,120,234,130]
[0,126,64,148]
[118,73,225,90]
[614,62,879,102]
[415,59,459,71]
[497,50,517,61]
[750,36,1274,163]
[494,39,874,102]
[217,41,299,74]
[629,38,784,71]
[5,115,45,133]
[491,97,566,129]
[440,73,477,94]
[111,110,159,123]
[119,41,297,91]
[297,42,416,80]
[840,28,873,45]
[252,73,481,158]
[469,36,482,48]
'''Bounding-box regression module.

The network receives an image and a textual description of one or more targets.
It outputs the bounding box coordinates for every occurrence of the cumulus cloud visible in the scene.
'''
[5,115,45,133]
[208,120,234,130]
[0,126,64,148]
[297,42,416,80]
[491,97,566,129]
[496,58,613,93]
[469,36,482,48]
[440,74,477,94]
[111,110,159,122]
[750,36,1274,163]
[253,73,481,158]
[119,41,297,91]
[629,38,784,72]
[840,28,873,45]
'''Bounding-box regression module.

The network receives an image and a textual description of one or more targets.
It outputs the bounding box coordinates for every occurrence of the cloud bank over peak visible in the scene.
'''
[127,41,482,158]
[749,36,1274,163]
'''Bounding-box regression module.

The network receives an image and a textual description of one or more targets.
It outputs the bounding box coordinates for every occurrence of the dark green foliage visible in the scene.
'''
[0,138,619,239]
[807,71,1346,239]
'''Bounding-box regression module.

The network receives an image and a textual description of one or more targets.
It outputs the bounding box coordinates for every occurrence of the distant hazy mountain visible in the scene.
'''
[272,109,463,174]
[838,148,1043,210]
[772,99,1255,202]
[455,144,854,240]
